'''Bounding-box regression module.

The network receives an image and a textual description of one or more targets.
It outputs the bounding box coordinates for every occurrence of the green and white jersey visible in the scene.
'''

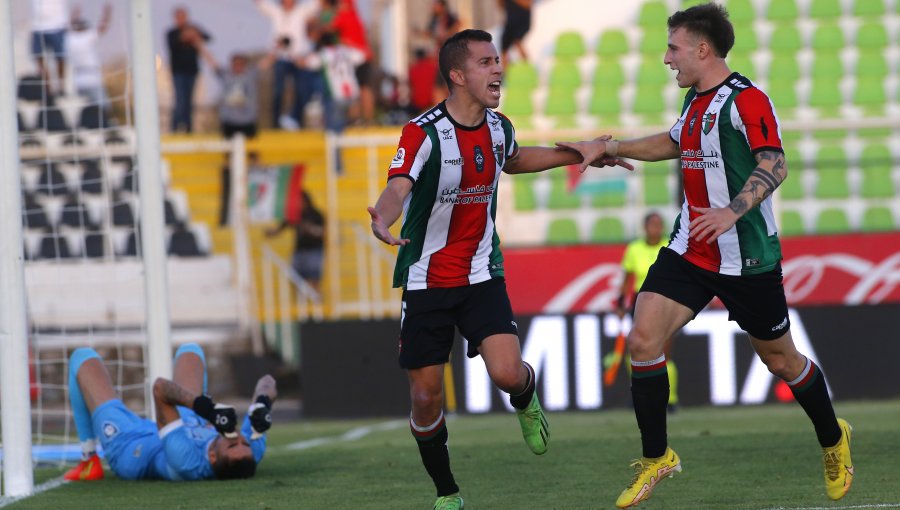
[387,102,519,289]
[668,72,785,275]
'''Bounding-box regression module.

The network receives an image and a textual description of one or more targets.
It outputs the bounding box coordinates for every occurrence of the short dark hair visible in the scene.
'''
[667,3,734,58]
[212,454,257,480]
[438,29,493,89]
[644,211,663,227]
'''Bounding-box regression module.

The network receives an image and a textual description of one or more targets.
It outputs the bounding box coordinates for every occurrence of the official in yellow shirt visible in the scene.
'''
[616,212,679,411]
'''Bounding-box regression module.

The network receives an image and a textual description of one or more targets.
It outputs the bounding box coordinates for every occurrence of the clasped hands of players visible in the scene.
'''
[191,393,273,439]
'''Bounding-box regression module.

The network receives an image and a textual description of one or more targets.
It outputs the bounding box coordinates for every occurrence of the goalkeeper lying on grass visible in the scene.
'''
[64,343,276,481]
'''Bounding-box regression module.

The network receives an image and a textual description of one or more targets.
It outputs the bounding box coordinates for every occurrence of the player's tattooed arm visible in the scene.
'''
[153,377,198,428]
[727,150,787,217]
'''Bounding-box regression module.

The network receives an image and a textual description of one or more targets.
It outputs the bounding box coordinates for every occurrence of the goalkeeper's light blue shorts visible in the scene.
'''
[92,399,167,480]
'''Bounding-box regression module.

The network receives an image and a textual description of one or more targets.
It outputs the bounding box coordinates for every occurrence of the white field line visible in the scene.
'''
[282,419,406,451]
[759,504,900,510]
[0,476,67,508]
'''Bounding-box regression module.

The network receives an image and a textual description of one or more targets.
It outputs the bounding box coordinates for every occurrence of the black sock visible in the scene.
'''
[631,355,669,458]
[509,362,536,410]
[787,357,841,447]
[411,413,459,497]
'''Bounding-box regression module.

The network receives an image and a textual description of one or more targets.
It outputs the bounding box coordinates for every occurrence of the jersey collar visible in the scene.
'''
[441,100,487,131]
[693,71,740,97]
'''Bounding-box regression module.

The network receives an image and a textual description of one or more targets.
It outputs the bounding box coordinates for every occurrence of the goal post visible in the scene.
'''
[0,0,35,498]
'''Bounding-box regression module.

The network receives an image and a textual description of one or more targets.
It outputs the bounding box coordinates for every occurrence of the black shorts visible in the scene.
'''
[398,277,518,369]
[640,248,790,340]
[354,61,373,88]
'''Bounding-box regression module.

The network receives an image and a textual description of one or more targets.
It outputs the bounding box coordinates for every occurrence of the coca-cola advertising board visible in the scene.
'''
[503,232,900,314]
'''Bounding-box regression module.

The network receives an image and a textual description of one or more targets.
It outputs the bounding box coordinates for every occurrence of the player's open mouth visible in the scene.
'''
[488,81,501,98]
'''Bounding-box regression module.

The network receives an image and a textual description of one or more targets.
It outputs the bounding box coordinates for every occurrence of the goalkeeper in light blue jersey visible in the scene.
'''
[64,343,277,482]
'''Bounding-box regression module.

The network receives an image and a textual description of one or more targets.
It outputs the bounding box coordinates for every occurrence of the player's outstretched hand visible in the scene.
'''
[248,395,273,440]
[193,395,239,438]
[555,138,634,173]
[367,206,410,246]
[688,205,740,244]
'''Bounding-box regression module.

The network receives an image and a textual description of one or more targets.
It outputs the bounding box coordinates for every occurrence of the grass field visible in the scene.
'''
[8,400,900,510]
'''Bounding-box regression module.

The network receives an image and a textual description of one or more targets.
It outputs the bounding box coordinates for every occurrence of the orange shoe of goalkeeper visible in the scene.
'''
[64,454,104,481]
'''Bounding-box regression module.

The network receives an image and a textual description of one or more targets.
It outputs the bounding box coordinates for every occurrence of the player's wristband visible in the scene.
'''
[192,395,215,421]
[606,139,620,157]
[255,395,272,410]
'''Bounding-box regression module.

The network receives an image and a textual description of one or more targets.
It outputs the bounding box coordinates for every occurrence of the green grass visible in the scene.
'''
[11,400,900,509]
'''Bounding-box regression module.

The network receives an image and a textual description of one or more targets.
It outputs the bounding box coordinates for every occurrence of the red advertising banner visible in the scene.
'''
[504,232,900,314]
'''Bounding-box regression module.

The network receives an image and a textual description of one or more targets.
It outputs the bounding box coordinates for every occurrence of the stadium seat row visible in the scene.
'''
[21,222,211,261]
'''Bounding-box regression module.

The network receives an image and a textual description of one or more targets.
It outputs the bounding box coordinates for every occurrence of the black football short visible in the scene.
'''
[639,248,791,340]
[397,277,518,369]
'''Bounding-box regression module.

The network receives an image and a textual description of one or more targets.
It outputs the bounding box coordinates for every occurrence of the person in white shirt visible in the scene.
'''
[31,0,70,96]
[254,0,322,129]
[68,3,111,108]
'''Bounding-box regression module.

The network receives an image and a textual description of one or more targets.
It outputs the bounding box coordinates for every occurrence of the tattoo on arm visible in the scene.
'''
[726,151,786,217]
[159,379,196,407]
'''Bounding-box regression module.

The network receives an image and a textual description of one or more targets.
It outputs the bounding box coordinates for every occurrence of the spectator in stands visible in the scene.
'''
[30,0,70,97]
[198,43,277,139]
[254,0,321,130]
[68,3,112,108]
[499,0,533,63]
[407,47,438,115]
[166,6,210,133]
[302,31,366,134]
[323,0,375,125]
[266,190,325,294]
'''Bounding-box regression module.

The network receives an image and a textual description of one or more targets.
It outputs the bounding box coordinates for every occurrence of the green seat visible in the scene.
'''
[782,143,803,168]
[591,217,626,243]
[547,218,581,244]
[501,88,533,117]
[808,79,843,117]
[637,57,672,85]
[593,60,626,88]
[505,62,539,91]
[814,146,850,198]
[547,173,581,209]
[809,0,843,19]
[811,128,849,140]
[855,50,888,79]
[596,29,630,59]
[643,174,671,205]
[769,25,802,53]
[810,53,843,80]
[727,53,755,79]
[816,145,848,167]
[549,61,582,89]
[632,85,667,123]
[730,22,759,55]
[512,178,537,211]
[590,185,627,208]
[859,142,892,166]
[767,0,798,21]
[766,80,798,111]
[779,169,805,200]
[780,210,806,236]
[639,29,669,55]
[545,87,578,116]
[638,1,669,28]
[853,0,886,17]
[589,87,622,118]
[855,22,888,50]
[861,207,895,232]
[815,209,850,234]
[853,78,887,116]
[725,0,756,24]
[860,166,895,198]
[812,23,845,52]
[554,31,586,60]
[644,160,675,175]
[768,54,801,81]
[680,0,707,7]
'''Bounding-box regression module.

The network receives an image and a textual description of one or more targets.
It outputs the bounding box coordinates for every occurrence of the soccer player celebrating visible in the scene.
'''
[368,29,630,509]
[558,4,853,508]
[64,343,276,481]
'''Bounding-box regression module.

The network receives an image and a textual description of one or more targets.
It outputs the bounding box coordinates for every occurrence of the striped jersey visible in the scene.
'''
[668,72,784,276]
[387,102,519,289]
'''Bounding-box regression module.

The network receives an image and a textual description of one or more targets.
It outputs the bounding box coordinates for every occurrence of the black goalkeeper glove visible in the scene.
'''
[248,395,273,439]
[192,395,238,438]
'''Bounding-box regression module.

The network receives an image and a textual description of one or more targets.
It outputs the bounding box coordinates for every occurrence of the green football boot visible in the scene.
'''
[433,493,463,509]
[516,393,549,455]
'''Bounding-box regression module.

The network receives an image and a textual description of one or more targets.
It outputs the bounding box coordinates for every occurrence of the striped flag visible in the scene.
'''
[248,164,305,223]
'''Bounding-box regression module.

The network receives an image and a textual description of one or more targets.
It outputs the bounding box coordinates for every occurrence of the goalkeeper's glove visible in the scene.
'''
[248,395,273,440]
[192,395,238,438]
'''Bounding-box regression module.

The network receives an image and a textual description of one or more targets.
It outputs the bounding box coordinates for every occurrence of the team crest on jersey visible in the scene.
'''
[440,128,454,140]
[489,119,501,130]
[474,145,485,172]
[103,421,119,439]
[702,112,717,134]
[492,141,505,166]
[390,147,406,169]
